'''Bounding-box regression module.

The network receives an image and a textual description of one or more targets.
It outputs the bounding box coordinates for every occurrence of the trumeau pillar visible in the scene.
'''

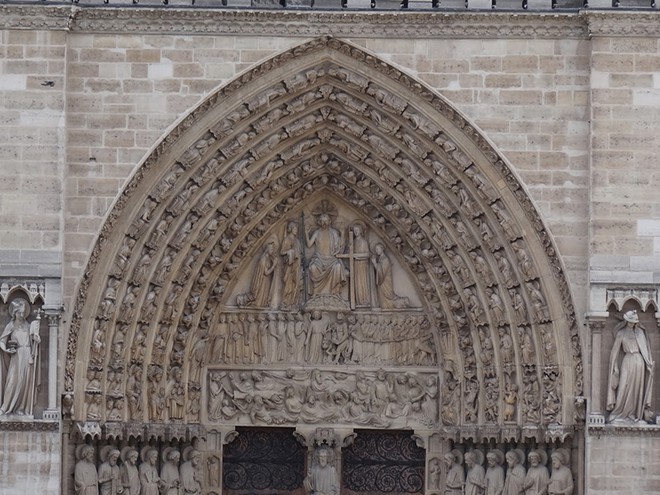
[43,307,63,420]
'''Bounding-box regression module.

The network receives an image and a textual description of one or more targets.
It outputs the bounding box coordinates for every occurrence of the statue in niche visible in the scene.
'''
[180,448,202,495]
[98,447,122,495]
[548,449,573,495]
[464,450,486,495]
[75,445,98,495]
[428,457,441,490]
[237,241,277,308]
[485,450,505,495]
[444,449,465,495]
[304,446,339,495]
[305,203,347,297]
[161,448,181,495]
[280,220,303,309]
[503,450,526,495]
[522,450,549,495]
[139,448,161,495]
[371,243,410,309]
[206,455,220,489]
[0,298,41,415]
[120,447,140,495]
[607,309,655,424]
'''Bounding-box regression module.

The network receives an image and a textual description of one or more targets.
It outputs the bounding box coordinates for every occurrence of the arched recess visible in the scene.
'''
[66,37,583,442]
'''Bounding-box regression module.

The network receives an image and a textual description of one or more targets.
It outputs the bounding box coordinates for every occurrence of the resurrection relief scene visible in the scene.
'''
[60,39,591,495]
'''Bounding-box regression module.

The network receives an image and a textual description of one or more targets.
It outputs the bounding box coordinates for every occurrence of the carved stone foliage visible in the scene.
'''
[68,37,582,432]
[206,368,439,429]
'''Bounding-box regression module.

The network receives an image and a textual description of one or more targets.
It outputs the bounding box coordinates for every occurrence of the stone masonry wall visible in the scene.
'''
[0,429,61,495]
[588,433,660,494]
[589,35,660,310]
[0,30,65,281]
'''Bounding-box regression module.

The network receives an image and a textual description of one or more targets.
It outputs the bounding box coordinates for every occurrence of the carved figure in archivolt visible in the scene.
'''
[304,446,338,495]
[0,298,41,416]
[305,202,347,297]
[206,368,439,428]
[607,309,654,424]
[75,445,99,495]
[280,220,303,309]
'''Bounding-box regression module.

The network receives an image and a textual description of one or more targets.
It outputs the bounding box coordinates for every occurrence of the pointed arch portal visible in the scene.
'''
[66,38,583,449]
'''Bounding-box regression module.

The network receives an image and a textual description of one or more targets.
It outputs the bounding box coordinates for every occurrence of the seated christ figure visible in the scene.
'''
[306,211,347,296]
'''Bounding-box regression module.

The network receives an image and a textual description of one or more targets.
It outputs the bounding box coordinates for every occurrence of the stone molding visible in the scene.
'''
[588,424,660,436]
[585,10,660,38]
[4,5,658,39]
[0,5,606,39]
[0,420,59,432]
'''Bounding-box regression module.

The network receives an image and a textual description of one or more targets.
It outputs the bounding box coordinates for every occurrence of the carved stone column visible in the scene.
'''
[43,307,63,420]
[586,315,606,424]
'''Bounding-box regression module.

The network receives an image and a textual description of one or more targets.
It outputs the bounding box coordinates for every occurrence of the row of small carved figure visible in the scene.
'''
[429,447,573,495]
[203,312,435,367]
[74,444,202,495]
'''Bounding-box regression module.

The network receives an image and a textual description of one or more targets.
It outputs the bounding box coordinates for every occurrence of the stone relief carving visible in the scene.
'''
[206,368,439,428]
[66,40,583,434]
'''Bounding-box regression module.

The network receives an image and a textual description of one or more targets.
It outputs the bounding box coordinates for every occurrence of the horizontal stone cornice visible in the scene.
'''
[0,5,595,38]
[585,10,660,38]
[3,5,658,38]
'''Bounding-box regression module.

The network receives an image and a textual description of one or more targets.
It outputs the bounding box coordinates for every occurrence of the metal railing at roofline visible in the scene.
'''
[1,0,657,9]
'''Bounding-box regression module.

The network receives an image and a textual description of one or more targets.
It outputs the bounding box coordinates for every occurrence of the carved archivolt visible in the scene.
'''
[67,37,583,438]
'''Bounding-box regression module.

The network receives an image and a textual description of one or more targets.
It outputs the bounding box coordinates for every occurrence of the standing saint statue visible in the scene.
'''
[304,447,339,495]
[0,298,41,415]
[238,241,277,308]
[280,221,303,309]
[607,309,654,423]
[370,243,410,310]
[350,221,371,307]
[306,204,347,297]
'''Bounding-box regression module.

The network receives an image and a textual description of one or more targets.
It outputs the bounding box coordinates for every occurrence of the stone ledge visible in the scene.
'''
[588,423,660,436]
[0,419,60,432]
[0,5,590,38]
[2,5,658,38]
